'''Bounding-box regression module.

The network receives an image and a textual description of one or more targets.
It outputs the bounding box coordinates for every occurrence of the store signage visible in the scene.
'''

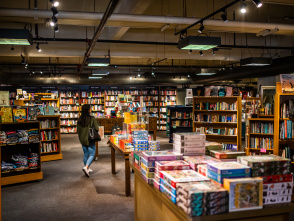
[111,87,118,89]
[41,86,57,90]
[90,86,100,89]
[182,84,190,89]
[130,87,137,89]
[146,87,155,89]
[22,86,37,90]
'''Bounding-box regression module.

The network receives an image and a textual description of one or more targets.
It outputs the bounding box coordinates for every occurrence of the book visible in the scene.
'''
[0,106,13,123]
[27,106,38,121]
[226,87,233,97]
[204,87,211,97]
[280,74,294,93]
[13,108,27,122]
[233,87,239,96]
[0,91,10,106]
[207,162,251,176]
[38,106,44,115]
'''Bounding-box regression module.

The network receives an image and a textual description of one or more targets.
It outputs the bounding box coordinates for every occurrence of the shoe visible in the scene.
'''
[88,168,93,173]
[82,166,90,177]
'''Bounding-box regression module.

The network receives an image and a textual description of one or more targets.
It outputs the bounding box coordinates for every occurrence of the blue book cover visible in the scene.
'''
[207,170,249,184]
[207,162,251,176]
[160,178,177,196]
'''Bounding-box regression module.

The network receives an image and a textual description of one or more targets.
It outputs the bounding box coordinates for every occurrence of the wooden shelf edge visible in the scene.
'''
[1,172,43,186]
[41,153,63,162]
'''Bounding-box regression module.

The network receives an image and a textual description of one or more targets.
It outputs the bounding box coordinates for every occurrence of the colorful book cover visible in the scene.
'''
[184,156,221,171]
[160,170,210,188]
[0,106,13,123]
[204,87,211,97]
[38,106,44,115]
[13,108,27,122]
[155,160,190,171]
[207,162,251,176]
[160,184,177,203]
[210,150,246,159]
[280,74,294,93]
[226,87,233,97]
[207,170,251,184]
[142,151,183,162]
[27,106,38,121]
[0,91,10,106]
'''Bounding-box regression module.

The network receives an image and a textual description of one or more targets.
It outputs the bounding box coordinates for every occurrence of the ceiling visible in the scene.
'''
[0,0,294,85]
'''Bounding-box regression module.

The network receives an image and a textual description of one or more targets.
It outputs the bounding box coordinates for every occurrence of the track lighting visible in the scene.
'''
[240,1,247,14]
[49,0,59,7]
[198,23,204,33]
[252,0,262,8]
[221,11,228,23]
[54,24,59,32]
[32,71,35,74]
[11,46,14,50]
[188,50,192,55]
[21,54,26,64]
[152,72,155,76]
[40,71,43,74]
[51,6,58,16]
[130,76,132,79]
[199,51,203,56]
[50,16,58,27]
[180,76,182,79]
[36,43,41,52]
[59,74,61,77]
[138,74,141,77]
[188,75,190,79]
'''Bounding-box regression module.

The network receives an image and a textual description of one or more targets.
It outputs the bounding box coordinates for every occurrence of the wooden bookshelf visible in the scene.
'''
[37,115,62,162]
[193,96,242,150]
[14,92,59,108]
[59,91,80,134]
[159,87,177,131]
[104,89,122,115]
[80,90,104,118]
[0,122,43,186]
[246,118,274,155]
[142,87,159,129]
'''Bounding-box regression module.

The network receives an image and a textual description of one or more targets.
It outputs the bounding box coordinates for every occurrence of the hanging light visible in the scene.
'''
[240,1,247,14]
[138,74,141,77]
[50,16,58,27]
[198,23,204,33]
[51,6,59,16]
[221,11,228,23]
[199,51,203,56]
[188,75,190,79]
[36,43,41,52]
[49,0,59,7]
[252,0,263,8]
[54,24,59,32]
[130,76,132,79]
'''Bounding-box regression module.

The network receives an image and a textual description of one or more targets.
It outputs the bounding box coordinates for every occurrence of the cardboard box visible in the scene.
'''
[160,178,177,195]
[197,164,207,176]
[210,150,246,159]
[160,184,177,203]
[207,170,251,184]
[140,166,154,178]
[261,174,293,184]
[263,181,293,191]
[140,156,155,167]
[184,156,221,171]
[263,195,291,205]
[153,179,160,190]
[155,160,190,171]
[140,162,155,172]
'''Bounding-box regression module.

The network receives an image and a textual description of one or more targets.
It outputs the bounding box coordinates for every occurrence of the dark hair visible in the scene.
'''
[77,104,91,127]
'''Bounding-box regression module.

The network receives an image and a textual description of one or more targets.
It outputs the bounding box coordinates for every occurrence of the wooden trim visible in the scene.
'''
[1,172,43,186]
[41,153,63,162]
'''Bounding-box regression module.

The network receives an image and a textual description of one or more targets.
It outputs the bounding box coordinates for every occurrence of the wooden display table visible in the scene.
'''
[107,140,131,197]
[130,162,294,221]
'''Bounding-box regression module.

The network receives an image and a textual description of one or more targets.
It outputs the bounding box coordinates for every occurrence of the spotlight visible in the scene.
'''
[51,6,59,16]
[188,75,190,79]
[188,50,192,55]
[252,0,262,8]
[54,24,59,32]
[198,23,204,33]
[130,76,132,79]
[135,76,137,79]
[138,74,141,77]
[152,72,155,76]
[49,0,59,7]
[25,63,28,67]
[25,66,28,69]
[36,43,41,52]
[40,71,43,74]
[50,16,58,27]
[11,46,14,50]
[199,51,203,56]
[221,11,228,23]
[32,71,35,74]
[240,1,247,13]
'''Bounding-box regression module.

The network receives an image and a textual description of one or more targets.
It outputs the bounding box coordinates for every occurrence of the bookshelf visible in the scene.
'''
[14,92,59,108]
[142,87,159,129]
[159,87,177,131]
[245,118,274,155]
[37,115,62,162]
[104,89,122,115]
[169,106,193,143]
[0,122,43,185]
[274,82,294,161]
[193,96,242,150]
[124,88,142,110]
[80,90,104,118]
[60,91,80,134]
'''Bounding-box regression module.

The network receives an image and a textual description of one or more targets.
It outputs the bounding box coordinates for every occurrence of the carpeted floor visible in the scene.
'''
[1,132,172,221]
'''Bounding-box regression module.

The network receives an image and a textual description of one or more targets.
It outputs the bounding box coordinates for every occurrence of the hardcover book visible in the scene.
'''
[0,106,13,123]
[13,108,27,122]
[27,106,38,121]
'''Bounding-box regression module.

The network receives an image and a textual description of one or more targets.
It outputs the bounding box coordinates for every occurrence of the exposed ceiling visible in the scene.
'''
[0,0,294,85]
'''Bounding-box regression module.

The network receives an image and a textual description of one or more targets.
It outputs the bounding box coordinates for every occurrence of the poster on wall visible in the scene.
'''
[98,126,104,139]
[280,74,294,93]
[0,91,9,106]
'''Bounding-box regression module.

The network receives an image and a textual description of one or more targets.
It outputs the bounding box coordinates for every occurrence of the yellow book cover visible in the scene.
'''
[0,107,13,123]
[13,108,27,122]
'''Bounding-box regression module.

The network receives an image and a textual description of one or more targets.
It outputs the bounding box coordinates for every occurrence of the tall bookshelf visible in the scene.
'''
[274,82,294,162]
[60,91,80,134]
[142,87,159,129]
[104,89,122,115]
[193,96,242,150]
[159,87,177,131]
[169,106,193,143]
[37,115,62,162]
[80,89,104,118]
[124,87,142,110]
[245,118,274,155]
[0,122,43,185]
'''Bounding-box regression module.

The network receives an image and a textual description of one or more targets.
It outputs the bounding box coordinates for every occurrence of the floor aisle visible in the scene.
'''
[2,132,172,221]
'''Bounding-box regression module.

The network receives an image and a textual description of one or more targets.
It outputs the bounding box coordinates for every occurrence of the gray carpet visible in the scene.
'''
[1,132,172,221]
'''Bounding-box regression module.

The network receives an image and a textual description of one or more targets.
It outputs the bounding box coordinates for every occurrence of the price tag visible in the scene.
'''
[173,126,177,129]
[76,103,79,106]
[260,148,266,153]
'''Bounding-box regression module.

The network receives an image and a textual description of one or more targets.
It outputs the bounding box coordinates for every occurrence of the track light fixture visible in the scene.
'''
[199,51,203,56]
[198,23,204,33]
[240,1,247,14]
[138,74,141,77]
[221,11,228,23]
[50,16,58,27]
[51,6,58,16]
[188,75,190,79]
[40,71,43,74]
[11,46,14,50]
[49,0,59,7]
[252,0,263,8]
[32,71,35,74]
[36,43,41,52]
[54,24,59,32]
[188,50,192,55]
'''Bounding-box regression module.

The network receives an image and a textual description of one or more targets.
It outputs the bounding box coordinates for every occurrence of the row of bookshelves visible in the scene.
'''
[250,122,274,134]
[195,101,237,111]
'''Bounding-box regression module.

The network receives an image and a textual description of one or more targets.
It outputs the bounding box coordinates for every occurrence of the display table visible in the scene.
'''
[96,118,124,134]
[130,162,294,221]
[107,140,131,197]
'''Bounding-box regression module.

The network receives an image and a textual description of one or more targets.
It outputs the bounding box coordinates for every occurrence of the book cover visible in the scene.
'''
[280,74,294,93]
[0,106,13,123]
[13,108,27,122]
[27,106,38,121]
[38,106,44,115]
[210,87,218,97]
[233,87,239,96]
[0,91,10,106]
[207,162,251,176]
[204,87,211,97]
[226,87,233,97]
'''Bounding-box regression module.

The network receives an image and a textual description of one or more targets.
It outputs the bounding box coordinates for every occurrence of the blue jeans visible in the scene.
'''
[82,143,96,167]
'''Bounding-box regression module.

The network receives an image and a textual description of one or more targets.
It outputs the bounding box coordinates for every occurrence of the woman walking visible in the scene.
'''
[77,104,99,177]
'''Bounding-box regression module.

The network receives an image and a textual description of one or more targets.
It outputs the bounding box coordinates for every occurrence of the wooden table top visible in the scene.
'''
[108,140,131,155]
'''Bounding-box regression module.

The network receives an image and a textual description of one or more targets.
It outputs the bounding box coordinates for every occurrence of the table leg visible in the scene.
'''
[95,141,99,160]
[125,156,131,197]
[111,146,116,174]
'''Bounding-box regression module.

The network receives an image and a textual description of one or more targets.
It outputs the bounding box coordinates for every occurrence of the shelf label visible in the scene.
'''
[173,126,177,128]
[260,148,266,153]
